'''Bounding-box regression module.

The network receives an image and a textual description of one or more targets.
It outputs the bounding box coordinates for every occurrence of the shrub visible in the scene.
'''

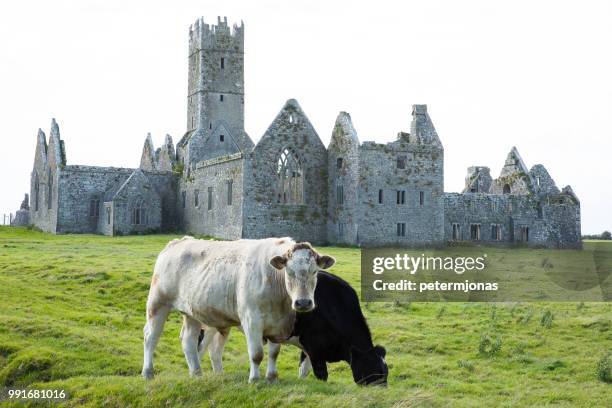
[457,360,475,372]
[540,310,554,329]
[478,334,502,357]
[596,353,612,383]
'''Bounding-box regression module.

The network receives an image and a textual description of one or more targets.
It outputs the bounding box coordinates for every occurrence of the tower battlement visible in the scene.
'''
[189,16,244,55]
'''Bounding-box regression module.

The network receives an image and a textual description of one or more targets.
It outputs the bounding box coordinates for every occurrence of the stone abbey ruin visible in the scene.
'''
[14,17,581,248]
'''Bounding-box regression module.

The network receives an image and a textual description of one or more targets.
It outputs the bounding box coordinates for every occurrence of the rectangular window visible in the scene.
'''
[106,207,111,225]
[521,226,529,242]
[491,224,502,241]
[337,185,344,205]
[396,222,406,237]
[227,180,233,206]
[396,190,405,205]
[378,189,383,204]
[208,187,213,210]
[194,189,199,207]
[419,191,424,206]
[220,57,225,69]
[452,223,461,240]
[470,224,481,241]
[89,199,100,217]
[220,134,224,142]
[182,191,186,209]
[220,94,224,102]
[397,156,406,169]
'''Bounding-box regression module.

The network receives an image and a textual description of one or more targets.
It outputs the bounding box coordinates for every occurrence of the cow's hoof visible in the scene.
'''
[142,369,154,380]
[189,369,202,377]
[248,376,260,384]
[266,372,278,383]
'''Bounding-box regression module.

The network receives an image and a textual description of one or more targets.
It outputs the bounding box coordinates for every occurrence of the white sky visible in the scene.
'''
[0,0,610,234]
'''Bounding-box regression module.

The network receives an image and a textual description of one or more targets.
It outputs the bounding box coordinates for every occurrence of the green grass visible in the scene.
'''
[0,227,610,407]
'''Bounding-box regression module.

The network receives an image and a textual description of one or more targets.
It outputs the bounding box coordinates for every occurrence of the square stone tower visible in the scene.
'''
[181,17,252,168]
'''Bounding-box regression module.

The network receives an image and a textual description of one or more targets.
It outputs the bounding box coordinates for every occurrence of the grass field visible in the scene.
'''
[0,227,610,407]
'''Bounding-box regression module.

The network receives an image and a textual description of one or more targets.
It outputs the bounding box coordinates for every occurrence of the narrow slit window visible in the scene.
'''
[47,169,53,209]
[227,180,233,206]
[336,185,344,205]
[378,189,383,204]
[221,57,225,69]
[194,189,199,207]
[419,191,424,206]
[220,94,224,102]
[452,223,461,240]
[470,224,481,240]
[207,187,213,210]
[89,199,100,218]
[34,173,40,211]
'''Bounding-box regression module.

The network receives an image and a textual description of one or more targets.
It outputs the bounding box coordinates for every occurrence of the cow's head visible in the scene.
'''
[270,242,335,312]
[350,345,388,386]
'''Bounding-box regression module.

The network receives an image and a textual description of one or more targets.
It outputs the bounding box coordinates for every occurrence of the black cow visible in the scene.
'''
[292,270,388,386]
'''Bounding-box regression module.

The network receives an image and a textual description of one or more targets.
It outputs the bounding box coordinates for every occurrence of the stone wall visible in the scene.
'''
[98,202,113,236]
[144,171,178,232]
[57,166,134,233]
[443,192,580,248]
[180,153,244,240]
[242,100,328,244]
[327,112,360,245]
[30,120,66,233]
[112,170,163,235]
[358,140,445,246]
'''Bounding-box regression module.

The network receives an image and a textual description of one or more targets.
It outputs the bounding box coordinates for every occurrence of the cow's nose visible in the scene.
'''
[294,299,313,312]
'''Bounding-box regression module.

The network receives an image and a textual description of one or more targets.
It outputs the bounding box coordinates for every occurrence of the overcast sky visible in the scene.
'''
[0,0,610,234]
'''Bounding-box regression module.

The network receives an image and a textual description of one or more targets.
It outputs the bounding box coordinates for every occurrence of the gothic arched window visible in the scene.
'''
[132,200,147,225]
[503,184,511,194]
[277,148,304,205]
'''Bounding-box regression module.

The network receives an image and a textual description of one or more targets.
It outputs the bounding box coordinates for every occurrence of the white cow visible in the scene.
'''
[141,236,335,382]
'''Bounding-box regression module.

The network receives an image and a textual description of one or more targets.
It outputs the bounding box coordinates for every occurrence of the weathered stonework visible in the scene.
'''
[10,194,30,226]
[19,16,581,249]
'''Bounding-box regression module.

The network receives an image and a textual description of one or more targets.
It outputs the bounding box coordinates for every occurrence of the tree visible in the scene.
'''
[601,231,612,240]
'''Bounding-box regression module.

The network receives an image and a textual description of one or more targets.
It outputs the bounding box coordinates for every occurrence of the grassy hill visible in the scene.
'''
[0,227,610,407]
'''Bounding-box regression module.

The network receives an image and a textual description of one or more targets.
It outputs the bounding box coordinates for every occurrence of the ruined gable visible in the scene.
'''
[529,164,560,195]
[462,167,492,193]
[490,147,533,195]
[156,134,176,172]
[242,98,328,243]
[140,133,176,173]
[410,105,442,147]
[140,133,157,171]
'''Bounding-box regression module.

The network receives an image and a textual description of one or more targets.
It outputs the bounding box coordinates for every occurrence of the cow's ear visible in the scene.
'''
[270,255,288,270]
[316,255,335,269]
[374,345,386,358]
